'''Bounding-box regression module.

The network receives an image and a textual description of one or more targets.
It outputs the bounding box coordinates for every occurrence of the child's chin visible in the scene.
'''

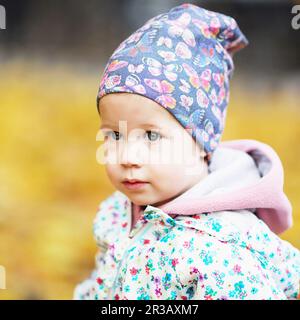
[124,193,152,206]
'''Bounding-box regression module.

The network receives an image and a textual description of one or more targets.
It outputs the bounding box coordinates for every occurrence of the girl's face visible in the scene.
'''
[98,93,208,207]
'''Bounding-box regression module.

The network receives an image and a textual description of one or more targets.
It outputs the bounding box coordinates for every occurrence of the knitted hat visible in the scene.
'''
[96,3,249,158]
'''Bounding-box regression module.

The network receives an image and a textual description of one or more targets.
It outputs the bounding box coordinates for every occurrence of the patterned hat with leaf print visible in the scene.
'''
[96,3,249,158]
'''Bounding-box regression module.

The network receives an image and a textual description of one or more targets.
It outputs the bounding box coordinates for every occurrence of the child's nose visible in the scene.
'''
[119,140,146,166]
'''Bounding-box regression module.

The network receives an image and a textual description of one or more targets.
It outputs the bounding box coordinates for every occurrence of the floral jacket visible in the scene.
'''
[73,139,300,300]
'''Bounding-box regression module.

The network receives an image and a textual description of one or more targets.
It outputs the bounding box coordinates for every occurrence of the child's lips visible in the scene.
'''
[122,180,149,190]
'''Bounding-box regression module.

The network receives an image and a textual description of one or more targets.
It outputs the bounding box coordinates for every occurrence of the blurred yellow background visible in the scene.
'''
[0,58,299,299]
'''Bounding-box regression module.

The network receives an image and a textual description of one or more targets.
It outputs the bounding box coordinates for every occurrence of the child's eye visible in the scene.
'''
[105,131,122,141]
[144,130,162,142]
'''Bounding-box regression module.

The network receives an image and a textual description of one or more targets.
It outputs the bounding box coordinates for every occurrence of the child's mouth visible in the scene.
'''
[122,180,149,190]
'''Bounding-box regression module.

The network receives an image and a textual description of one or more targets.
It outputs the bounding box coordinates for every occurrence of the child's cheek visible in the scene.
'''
[148,138,178,166]
[104,164,120,188]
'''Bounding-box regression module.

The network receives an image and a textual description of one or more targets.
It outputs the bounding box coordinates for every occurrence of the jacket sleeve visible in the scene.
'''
[264,235,300,300]
[73,249,105,300]
[73,199,110,300]
[283,241,300,299]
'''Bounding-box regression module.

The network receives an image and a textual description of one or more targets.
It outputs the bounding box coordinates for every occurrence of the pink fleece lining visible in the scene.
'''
[156,139,292,234]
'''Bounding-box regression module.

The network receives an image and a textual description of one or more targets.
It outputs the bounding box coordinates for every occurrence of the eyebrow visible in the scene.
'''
[99,123,163,130]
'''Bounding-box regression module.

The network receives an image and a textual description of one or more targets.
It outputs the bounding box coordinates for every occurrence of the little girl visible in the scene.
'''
[73,3,300,300]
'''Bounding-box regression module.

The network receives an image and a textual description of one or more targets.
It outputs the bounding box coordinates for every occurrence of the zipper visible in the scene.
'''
[108,221,153,299]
